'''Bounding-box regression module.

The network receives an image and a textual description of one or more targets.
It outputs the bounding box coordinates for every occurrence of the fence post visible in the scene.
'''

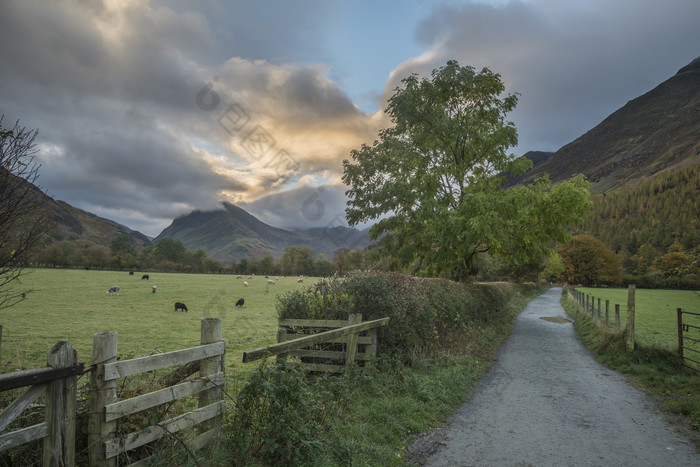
[605,300,610,326]
[0,325,3,366]
[677,308,684,358]
[597,298,601,320]
[89,332,118,467]
[586,295,589,315]
[345,314,362,367]
[199,318,223,433]
[626,285,636,351]
[615,304,621,331]
[43,341,77,467]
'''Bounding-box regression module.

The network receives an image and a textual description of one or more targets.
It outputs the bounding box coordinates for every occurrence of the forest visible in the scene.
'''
[580,163,700,278]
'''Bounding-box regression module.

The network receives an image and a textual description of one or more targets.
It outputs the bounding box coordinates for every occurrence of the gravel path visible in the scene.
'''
[408,287,699,466]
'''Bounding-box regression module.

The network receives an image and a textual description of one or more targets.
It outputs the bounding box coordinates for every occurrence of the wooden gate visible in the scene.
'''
[677,308,700,372]
[243,314,389,372]
[0,341,83,466]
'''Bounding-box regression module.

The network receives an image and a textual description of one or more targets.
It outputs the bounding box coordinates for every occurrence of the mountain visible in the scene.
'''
[515,57,700,192]
[5,170,152,248]
[47,198,152,247]
[155,202,371,262]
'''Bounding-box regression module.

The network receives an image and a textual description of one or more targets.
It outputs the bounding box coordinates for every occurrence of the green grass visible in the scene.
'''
[577,287,700,349]
[1,268,312,375]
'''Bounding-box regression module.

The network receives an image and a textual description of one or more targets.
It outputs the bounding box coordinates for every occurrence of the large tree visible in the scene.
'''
[557,235,621,286]
[0,118,53,309]
[342,61,591,280]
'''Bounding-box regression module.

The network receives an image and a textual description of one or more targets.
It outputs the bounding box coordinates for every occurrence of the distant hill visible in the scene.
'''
[155,202,371,263]
[516,57,700,192]
[47,198,152,247]
[7,172,152,248]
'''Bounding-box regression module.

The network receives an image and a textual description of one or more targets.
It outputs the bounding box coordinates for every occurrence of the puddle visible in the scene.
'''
[540,316,572,324]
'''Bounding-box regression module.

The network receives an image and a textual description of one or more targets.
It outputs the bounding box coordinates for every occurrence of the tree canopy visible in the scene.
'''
[557,235,621,286]
[342,61,591,280]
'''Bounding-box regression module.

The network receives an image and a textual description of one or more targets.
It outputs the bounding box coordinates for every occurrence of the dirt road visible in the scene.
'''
[409,287,699,466]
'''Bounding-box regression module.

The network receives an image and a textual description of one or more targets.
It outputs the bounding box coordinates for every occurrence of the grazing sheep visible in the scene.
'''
[275,276,279,281]
[129,271,134,275]
[141,274,149,280]
[107,285,120,295]
[243,281,249,286]
[174,302,188,312]
[297,278,303,283]
[247,275,252,279]
[235,298,244,307]
[236,275,242,279]
[267,279,275,285]
[152,285,157,293]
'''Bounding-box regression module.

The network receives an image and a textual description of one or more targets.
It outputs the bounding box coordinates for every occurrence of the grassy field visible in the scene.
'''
[1,268,312,376]
[577,287,700,350]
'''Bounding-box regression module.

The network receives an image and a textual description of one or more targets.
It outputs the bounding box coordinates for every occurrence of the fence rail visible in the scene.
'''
[243,314,390,372]
[0,318,225,467]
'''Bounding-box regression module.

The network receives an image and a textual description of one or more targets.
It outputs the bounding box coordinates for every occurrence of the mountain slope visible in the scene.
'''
[155,202,371,262]
[517,57,700,192]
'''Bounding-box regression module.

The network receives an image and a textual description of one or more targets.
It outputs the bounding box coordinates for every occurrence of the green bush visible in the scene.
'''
[276,272,522,366]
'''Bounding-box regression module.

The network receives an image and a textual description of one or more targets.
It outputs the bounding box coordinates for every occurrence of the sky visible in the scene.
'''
[1,0,699,238]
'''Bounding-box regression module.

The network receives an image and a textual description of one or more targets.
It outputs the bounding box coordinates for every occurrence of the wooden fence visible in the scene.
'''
[243,314,390,372]
[565,284,635,349]
[0,318,225,466]
[0,341,83,466]
[677,308,700,372]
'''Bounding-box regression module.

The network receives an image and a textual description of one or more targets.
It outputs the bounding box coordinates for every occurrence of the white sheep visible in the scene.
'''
[268,279,275,285]
[244,281,249,286]
[297,278,303,283]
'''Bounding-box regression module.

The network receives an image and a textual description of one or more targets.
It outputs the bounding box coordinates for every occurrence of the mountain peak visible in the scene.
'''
[155,204,370,263]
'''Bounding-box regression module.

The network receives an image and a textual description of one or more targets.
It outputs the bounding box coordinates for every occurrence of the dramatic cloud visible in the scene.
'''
[1,0,698,237]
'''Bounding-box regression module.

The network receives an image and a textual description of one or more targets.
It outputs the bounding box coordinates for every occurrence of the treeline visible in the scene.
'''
[30,234,372,276]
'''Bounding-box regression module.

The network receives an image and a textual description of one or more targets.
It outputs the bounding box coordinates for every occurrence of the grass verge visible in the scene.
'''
[561,291,700,451]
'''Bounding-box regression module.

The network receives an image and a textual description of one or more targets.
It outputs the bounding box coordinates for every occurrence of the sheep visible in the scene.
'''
[235,298,244,307]
[129,271,134,276]
[267,279,275,285]
[152,285,157,293]
[236,275,242,279]
[297,278,303,283]
[247,275,252,279]
[141,274,149,280]
[174,302,188,312]
[107,285,120,295]
[243,281,249,286]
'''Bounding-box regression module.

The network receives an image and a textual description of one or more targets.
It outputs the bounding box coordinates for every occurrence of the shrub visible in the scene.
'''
[276,272,525,366]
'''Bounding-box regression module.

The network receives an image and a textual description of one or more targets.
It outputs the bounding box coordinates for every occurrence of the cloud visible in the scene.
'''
[384,0,700,154]
[0,0,377,237]
[2,0,698,239]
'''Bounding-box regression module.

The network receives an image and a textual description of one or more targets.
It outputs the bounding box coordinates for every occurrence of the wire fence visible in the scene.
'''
[565,285,700,352]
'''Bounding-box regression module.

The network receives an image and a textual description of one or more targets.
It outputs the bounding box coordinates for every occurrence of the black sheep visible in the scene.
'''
[235,298,244,307]
[174,302,188,312]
